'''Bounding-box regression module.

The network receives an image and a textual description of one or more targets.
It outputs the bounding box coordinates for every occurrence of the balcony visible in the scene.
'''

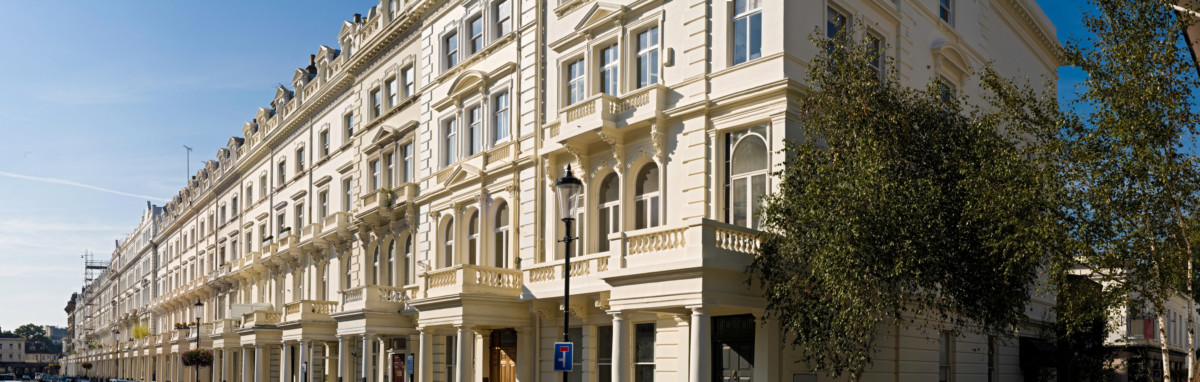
[240,310,282,328]
[319,212,353,243]
[421,265,523,299]
[549,84,666,147]
[357,183,416,226]
[276,233,300,257]
[281,300,339,323]
[209,318,240,337]
[300,222,323,245]
[340,285,418,312]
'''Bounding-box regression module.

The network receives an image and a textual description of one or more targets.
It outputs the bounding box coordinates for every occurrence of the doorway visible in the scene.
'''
[489,329,518,382]
[712,315,755,382]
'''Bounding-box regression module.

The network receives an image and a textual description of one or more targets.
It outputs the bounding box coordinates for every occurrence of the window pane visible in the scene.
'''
[731,136,768,175]
[733,17,747,64]
[650,196,659,227]
[600,174,619,202]
[635,323,654,362]
[751,174,765,229]
[599,208,610,252]
[635,200,646,230]
[749,13,761,61]
[732,178,747,227]
[636,165,659,194]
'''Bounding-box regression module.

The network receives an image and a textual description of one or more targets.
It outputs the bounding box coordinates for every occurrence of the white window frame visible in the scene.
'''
[386,76,398,109]
[597,173,620,252]
[731,0,762,65]
[939,0,954,26]
[402,66,416,97]
[370,87,383,118]
[467,210,480,265]
[467,105,482,156]
[443,118,459,167]
[468,15,485,55]
[319,129,331,158]
[636,26,659,88]
[493,91,510,144]
[599,43,619,96]
[445,31,460,69]
[633,163,661,230]
[493,0,511,38]
[493,202,510,268]
[566,58,586,105]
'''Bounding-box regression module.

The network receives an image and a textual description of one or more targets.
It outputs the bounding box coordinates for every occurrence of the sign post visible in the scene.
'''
[553,342,574,372]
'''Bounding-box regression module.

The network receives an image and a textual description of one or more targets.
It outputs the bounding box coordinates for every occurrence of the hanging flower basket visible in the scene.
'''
[181,349,213,367]
[81,362,93,370]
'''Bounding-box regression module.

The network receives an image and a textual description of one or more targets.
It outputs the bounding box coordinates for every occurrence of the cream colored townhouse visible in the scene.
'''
[64,0,1060,381]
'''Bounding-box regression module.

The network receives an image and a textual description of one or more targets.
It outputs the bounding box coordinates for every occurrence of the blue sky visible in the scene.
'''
[0,0,1092,330]
[0,1,377,330]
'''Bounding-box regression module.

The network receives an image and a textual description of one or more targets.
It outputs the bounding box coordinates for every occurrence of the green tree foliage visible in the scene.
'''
[1055,275,1116,380]
[1056,1,1200,380]
[13,324,46,342]
[747,25,1061,379]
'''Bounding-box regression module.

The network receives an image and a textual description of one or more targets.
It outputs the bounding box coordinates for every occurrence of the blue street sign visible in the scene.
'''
[553,342,574,372]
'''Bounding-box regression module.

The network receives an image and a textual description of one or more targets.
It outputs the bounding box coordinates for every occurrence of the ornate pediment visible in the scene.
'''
[574,3,625,33]
[442,164,482,188]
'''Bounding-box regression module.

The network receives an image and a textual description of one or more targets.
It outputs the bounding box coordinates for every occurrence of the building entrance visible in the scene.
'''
[712,315,755,382]
[488,329,517,382]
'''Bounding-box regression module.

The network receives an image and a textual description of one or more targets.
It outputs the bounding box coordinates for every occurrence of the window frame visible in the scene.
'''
[466,104,483,156]
[635,26,660,88]
[492,91,510,144]
[468,14,485,55]
[319,129,331,158]
[565,58,587,105]
[443,217,456,268]
[370,86,383,118]
[599,43,620,96]
[939,0,954,26]
[444,31,460,69]
[493,0,511,38]
[385,76,398,109]
[493,202,510,268]
[442,117,459,167]
[633,163,661,230]
[731,0,763,65]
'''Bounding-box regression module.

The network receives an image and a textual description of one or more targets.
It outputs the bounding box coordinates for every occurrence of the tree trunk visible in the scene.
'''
[1190,254,1195,381]
[1161,312,1173,382]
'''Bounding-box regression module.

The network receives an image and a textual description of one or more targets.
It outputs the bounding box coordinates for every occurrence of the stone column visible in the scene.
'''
[417,328,432,382]
[361,334,374,382]
[300,341,310,382]
[242,348,253,382]
[337,336,348,382]
[610,311,628,382]
[475,330,491,382]
[282,343,293,382]
[254,346,265,382]
[454,326,471,382]
[688,306,710,382]
[376,337,387,382]
[213,350,222,382]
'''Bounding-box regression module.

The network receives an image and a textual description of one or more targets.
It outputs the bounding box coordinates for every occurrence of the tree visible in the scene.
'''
[1055,275,1117,380]
[1056,1,1200,380]
[747,25,1062,379]
[13,324,45,342]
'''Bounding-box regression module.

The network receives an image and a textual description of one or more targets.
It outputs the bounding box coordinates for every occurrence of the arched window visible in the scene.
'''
[444,219,456,268]
[319,258,329,301]
[598,173,620,252]
[634,163,661,229]
[371,246,380,285]
[468,211,480,265]
[494,202,510,268]
[386,241,395,287]
[403,235,414,285]
[342,253,352,291]
[727,131,768,228]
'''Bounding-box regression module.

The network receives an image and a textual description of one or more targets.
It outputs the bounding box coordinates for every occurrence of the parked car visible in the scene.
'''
[0,374,16,381]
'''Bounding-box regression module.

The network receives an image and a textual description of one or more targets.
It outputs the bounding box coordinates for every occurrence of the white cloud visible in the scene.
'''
[0,170,168,201]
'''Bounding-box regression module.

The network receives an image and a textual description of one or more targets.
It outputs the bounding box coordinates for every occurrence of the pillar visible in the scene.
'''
[283,343,293,382]
[417,328,432,382]
[256,346,268,382]
[688,306,710,382]
[361,334,374,382]
[376,337,387,382]
[454,326,471,382]
[300,341,311,382]
[337,336,348,382]
[243,348,253,382]
[223,348,232,382]
[610,311,628,382]
[475,330,491,382]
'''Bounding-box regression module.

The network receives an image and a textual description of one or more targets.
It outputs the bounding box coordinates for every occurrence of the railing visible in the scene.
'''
[321,212,351,236]
[300,222,323,243]
[341,285,414,311]
[276,233,299,254]
[281,300,339,322]
[523,253,610,284]
[626,226,687,255]
[209,318,239,336]
[484,141,515,166]
[714,226,760,255]
[241,309,282,327]
[423,265,523,298]
[611,84,660,114]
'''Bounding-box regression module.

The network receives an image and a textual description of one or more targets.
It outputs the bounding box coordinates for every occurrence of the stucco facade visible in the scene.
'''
[62,0,1059,381]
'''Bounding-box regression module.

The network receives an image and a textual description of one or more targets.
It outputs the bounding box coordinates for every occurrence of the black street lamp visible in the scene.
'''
[555,165,582,382]
[193,300,203,382]
[112,330,119,380]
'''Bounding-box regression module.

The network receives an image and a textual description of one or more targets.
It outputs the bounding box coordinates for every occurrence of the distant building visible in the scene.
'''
[0,333,24,373]
[40,326,66,345]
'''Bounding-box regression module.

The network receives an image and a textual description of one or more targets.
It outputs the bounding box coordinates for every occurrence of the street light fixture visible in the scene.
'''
[555,165,582,382]
[193,300,203,382]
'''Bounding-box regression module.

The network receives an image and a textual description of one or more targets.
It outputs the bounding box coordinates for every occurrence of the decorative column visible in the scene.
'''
[376,337,387,382]
[610,311,628,382]
[337,336,348,382]
[361,334,374,382]
[688,306,710,382]
[300,341,311,382]
[223,348,232,382]
[475,330,491,382]
[417,328,432,382]
[254,345,265,382]
[282,343,293,382]
[454,325,471,382]
[242,347,252,382]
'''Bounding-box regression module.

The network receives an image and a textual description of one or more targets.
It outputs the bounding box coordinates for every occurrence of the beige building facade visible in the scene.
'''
[63,0,1059,381]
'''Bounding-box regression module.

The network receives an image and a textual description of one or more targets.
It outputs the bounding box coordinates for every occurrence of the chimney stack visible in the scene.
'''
[354,13,362,23]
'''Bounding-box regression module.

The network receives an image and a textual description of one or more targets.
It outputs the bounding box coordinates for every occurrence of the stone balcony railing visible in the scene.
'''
[209,318,240,337]
[300,222,323,244]
[341,285,417,311]
[549,84,666,146]
[276,233,300,255]
[241,309,283,328]
[282,300,339,322]
[320,212,353,241]
[421,264,523,299]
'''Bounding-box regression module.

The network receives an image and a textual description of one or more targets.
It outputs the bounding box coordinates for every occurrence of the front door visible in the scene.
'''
[489,329,518,382]
[712,315,755,382]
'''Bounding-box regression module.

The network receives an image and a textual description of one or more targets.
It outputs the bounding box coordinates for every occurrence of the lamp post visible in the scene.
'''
[555,165,582,382]
[113,330,120,380]
[193,300,203,382]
